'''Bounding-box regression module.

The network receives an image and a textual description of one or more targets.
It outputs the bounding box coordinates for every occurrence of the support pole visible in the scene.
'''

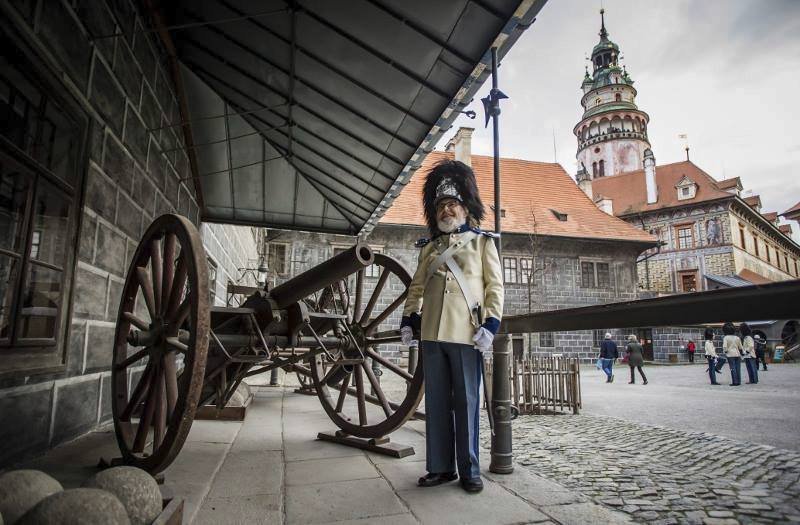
[490,334,513,473]
[487,47,513,475]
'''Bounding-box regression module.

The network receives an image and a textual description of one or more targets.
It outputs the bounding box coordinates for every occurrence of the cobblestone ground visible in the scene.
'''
[481,414,800,525]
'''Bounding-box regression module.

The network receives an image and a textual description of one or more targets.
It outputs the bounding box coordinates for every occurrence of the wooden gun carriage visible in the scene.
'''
[111,214,423,474]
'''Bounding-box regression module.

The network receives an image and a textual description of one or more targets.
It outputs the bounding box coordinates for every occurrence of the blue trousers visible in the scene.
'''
[706,356,718,384]
[728,356,742,385]
[601,358,614,379]
[422,340,482,480]
[744,358,759,384]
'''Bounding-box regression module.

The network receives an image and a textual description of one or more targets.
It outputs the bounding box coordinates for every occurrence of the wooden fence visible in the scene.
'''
[486,355,581,415]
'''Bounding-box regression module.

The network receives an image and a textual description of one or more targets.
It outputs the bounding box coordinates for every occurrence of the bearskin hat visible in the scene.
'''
[422,159,485,236]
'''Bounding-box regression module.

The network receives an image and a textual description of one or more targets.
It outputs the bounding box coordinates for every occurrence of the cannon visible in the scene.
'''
[111,214,423,474]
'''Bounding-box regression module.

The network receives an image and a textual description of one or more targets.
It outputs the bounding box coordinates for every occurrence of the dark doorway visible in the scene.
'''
[637,328,654,361]
[512,337,524,361]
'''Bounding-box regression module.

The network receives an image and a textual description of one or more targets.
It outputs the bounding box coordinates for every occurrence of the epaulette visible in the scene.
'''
[470,226,500,239]
[414,238,430,248]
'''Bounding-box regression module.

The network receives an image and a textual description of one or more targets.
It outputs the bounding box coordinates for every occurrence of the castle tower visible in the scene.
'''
[574,9,651,180]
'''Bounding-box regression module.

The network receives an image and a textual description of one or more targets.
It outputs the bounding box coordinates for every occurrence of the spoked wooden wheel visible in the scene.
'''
[111,214,210,474]
[311,254,424,438]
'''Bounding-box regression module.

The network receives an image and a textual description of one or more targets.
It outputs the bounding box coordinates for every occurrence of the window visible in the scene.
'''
[738,224,746,249]
[598,159,605,177]
[539,332,554,348]
[581,261,610,288]
[503,257,517,283]
[615,93,621,102]
[592,161,597,177]
[519,258,532,284]
[680,272,697,292]
[766,245,771,264]
[676,225,694,249]
[593,329,605,348]
[207,257,218,303]
[267,242,289,276]
[785,254,790,273]
[1,43,84,372]
[753,235,760,257]
[681,187,691,197]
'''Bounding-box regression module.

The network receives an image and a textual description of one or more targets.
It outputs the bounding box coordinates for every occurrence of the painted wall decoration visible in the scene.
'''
[706,218,721,245]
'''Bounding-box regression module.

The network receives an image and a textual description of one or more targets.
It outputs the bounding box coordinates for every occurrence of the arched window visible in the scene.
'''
[599,160,605,177]
[615,93,621,102]
[592,162,598,177]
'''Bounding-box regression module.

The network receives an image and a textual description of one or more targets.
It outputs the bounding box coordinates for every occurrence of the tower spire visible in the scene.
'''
[599,8,608,40]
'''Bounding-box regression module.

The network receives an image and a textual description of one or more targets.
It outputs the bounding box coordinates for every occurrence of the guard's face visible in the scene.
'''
[436,198,466,222]
[436,198,467,233]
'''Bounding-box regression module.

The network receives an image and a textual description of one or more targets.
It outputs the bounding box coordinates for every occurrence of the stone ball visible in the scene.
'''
[18,488,129,525]
[0,470,63,524]
[82,467,161,525]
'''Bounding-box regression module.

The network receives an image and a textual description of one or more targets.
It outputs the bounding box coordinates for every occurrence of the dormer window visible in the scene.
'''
[675,176,697,201]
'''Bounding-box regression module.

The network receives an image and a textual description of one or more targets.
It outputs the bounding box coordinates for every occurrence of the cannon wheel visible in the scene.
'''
[111,214,210,474]
[310,254,424,438]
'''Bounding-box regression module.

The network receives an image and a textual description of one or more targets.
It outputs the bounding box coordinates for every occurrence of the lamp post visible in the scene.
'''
[483,47,514,475]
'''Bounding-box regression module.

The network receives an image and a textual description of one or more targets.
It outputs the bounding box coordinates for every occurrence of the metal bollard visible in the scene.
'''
[489,333,514,474]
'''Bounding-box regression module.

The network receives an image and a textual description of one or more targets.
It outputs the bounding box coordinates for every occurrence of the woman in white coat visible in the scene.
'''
[722,322,742,386]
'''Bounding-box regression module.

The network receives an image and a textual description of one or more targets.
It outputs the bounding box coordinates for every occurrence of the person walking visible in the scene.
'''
[741,323,759,384]
[754,334,768,371]
[625,335,647,384]
[704,328,720,385]
[400,160,504,494]
[722,322,743,386]
[599,333,619,383]
[686,339,696,363]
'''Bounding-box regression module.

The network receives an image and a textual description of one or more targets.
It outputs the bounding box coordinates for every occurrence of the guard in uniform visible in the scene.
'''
[400,160,504,493]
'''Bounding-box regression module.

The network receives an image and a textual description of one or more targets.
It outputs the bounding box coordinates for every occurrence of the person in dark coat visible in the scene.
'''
[704,328,720,385]
[754,334,768,371]
[599,332,618,383]
[626,335,648,384]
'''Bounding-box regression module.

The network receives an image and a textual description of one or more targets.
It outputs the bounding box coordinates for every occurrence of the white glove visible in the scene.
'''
[400,326,417,347]
[473,326,494,352]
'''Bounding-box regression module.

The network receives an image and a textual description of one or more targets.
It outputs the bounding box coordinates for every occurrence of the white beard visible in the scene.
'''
[437,216,460,233]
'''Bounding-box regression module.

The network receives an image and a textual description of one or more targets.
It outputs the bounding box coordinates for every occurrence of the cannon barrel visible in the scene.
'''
[268,241,374,309]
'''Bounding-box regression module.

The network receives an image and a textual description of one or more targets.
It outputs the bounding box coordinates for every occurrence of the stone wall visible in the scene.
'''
[0,0,259,467]
[202,223,260,306]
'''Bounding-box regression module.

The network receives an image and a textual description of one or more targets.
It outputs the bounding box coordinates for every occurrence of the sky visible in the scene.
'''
[446,0,800,239]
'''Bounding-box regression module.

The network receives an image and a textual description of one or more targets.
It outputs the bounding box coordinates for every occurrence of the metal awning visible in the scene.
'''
[149,0,546,235]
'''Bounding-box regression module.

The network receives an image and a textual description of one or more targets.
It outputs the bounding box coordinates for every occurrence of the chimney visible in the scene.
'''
[643,148,657,204]
[594,195,613,215]
[445,127,474,167]
[576,164,593,199]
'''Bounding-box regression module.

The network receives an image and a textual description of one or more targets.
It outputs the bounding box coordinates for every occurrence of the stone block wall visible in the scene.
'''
[202,223,260,305]
[0,0,259,467]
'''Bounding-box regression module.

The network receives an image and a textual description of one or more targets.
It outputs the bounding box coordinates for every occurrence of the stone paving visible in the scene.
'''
[481,413,800,525]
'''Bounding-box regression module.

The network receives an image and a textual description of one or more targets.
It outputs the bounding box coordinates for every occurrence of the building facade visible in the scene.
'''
[0,0,260,467]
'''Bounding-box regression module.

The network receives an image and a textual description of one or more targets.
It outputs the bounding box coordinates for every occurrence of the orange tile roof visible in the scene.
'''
[590,160,732,216]
[738,269,773,285]
[782,201,800,217]
[380,151,656,243]
[717,177,741,190]
[744,195,762,209]
[762,212,778,223]
[779,224,793,235]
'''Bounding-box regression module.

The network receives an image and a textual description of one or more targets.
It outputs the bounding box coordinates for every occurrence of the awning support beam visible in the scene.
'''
[181,15,419,149]
[184,46,407,169]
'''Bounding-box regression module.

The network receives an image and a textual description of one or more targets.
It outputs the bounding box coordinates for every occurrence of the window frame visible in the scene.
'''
[674,223,695,250]
[519,257,533,284]
[580,259,611,289]
[0,36,88,376]
[267,241,290,277]
[502,256,518,284]
[539,332,554,348]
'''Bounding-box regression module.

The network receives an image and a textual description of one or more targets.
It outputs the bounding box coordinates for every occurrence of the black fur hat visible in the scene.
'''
[422,159,485,236]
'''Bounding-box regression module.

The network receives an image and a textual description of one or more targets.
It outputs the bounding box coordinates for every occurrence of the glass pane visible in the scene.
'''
[0,157,31,253]
[596,263,610,287]
[0,50,78,185]
[17,262,62,339]
[0,254,18,340]
[29,179,71,268]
